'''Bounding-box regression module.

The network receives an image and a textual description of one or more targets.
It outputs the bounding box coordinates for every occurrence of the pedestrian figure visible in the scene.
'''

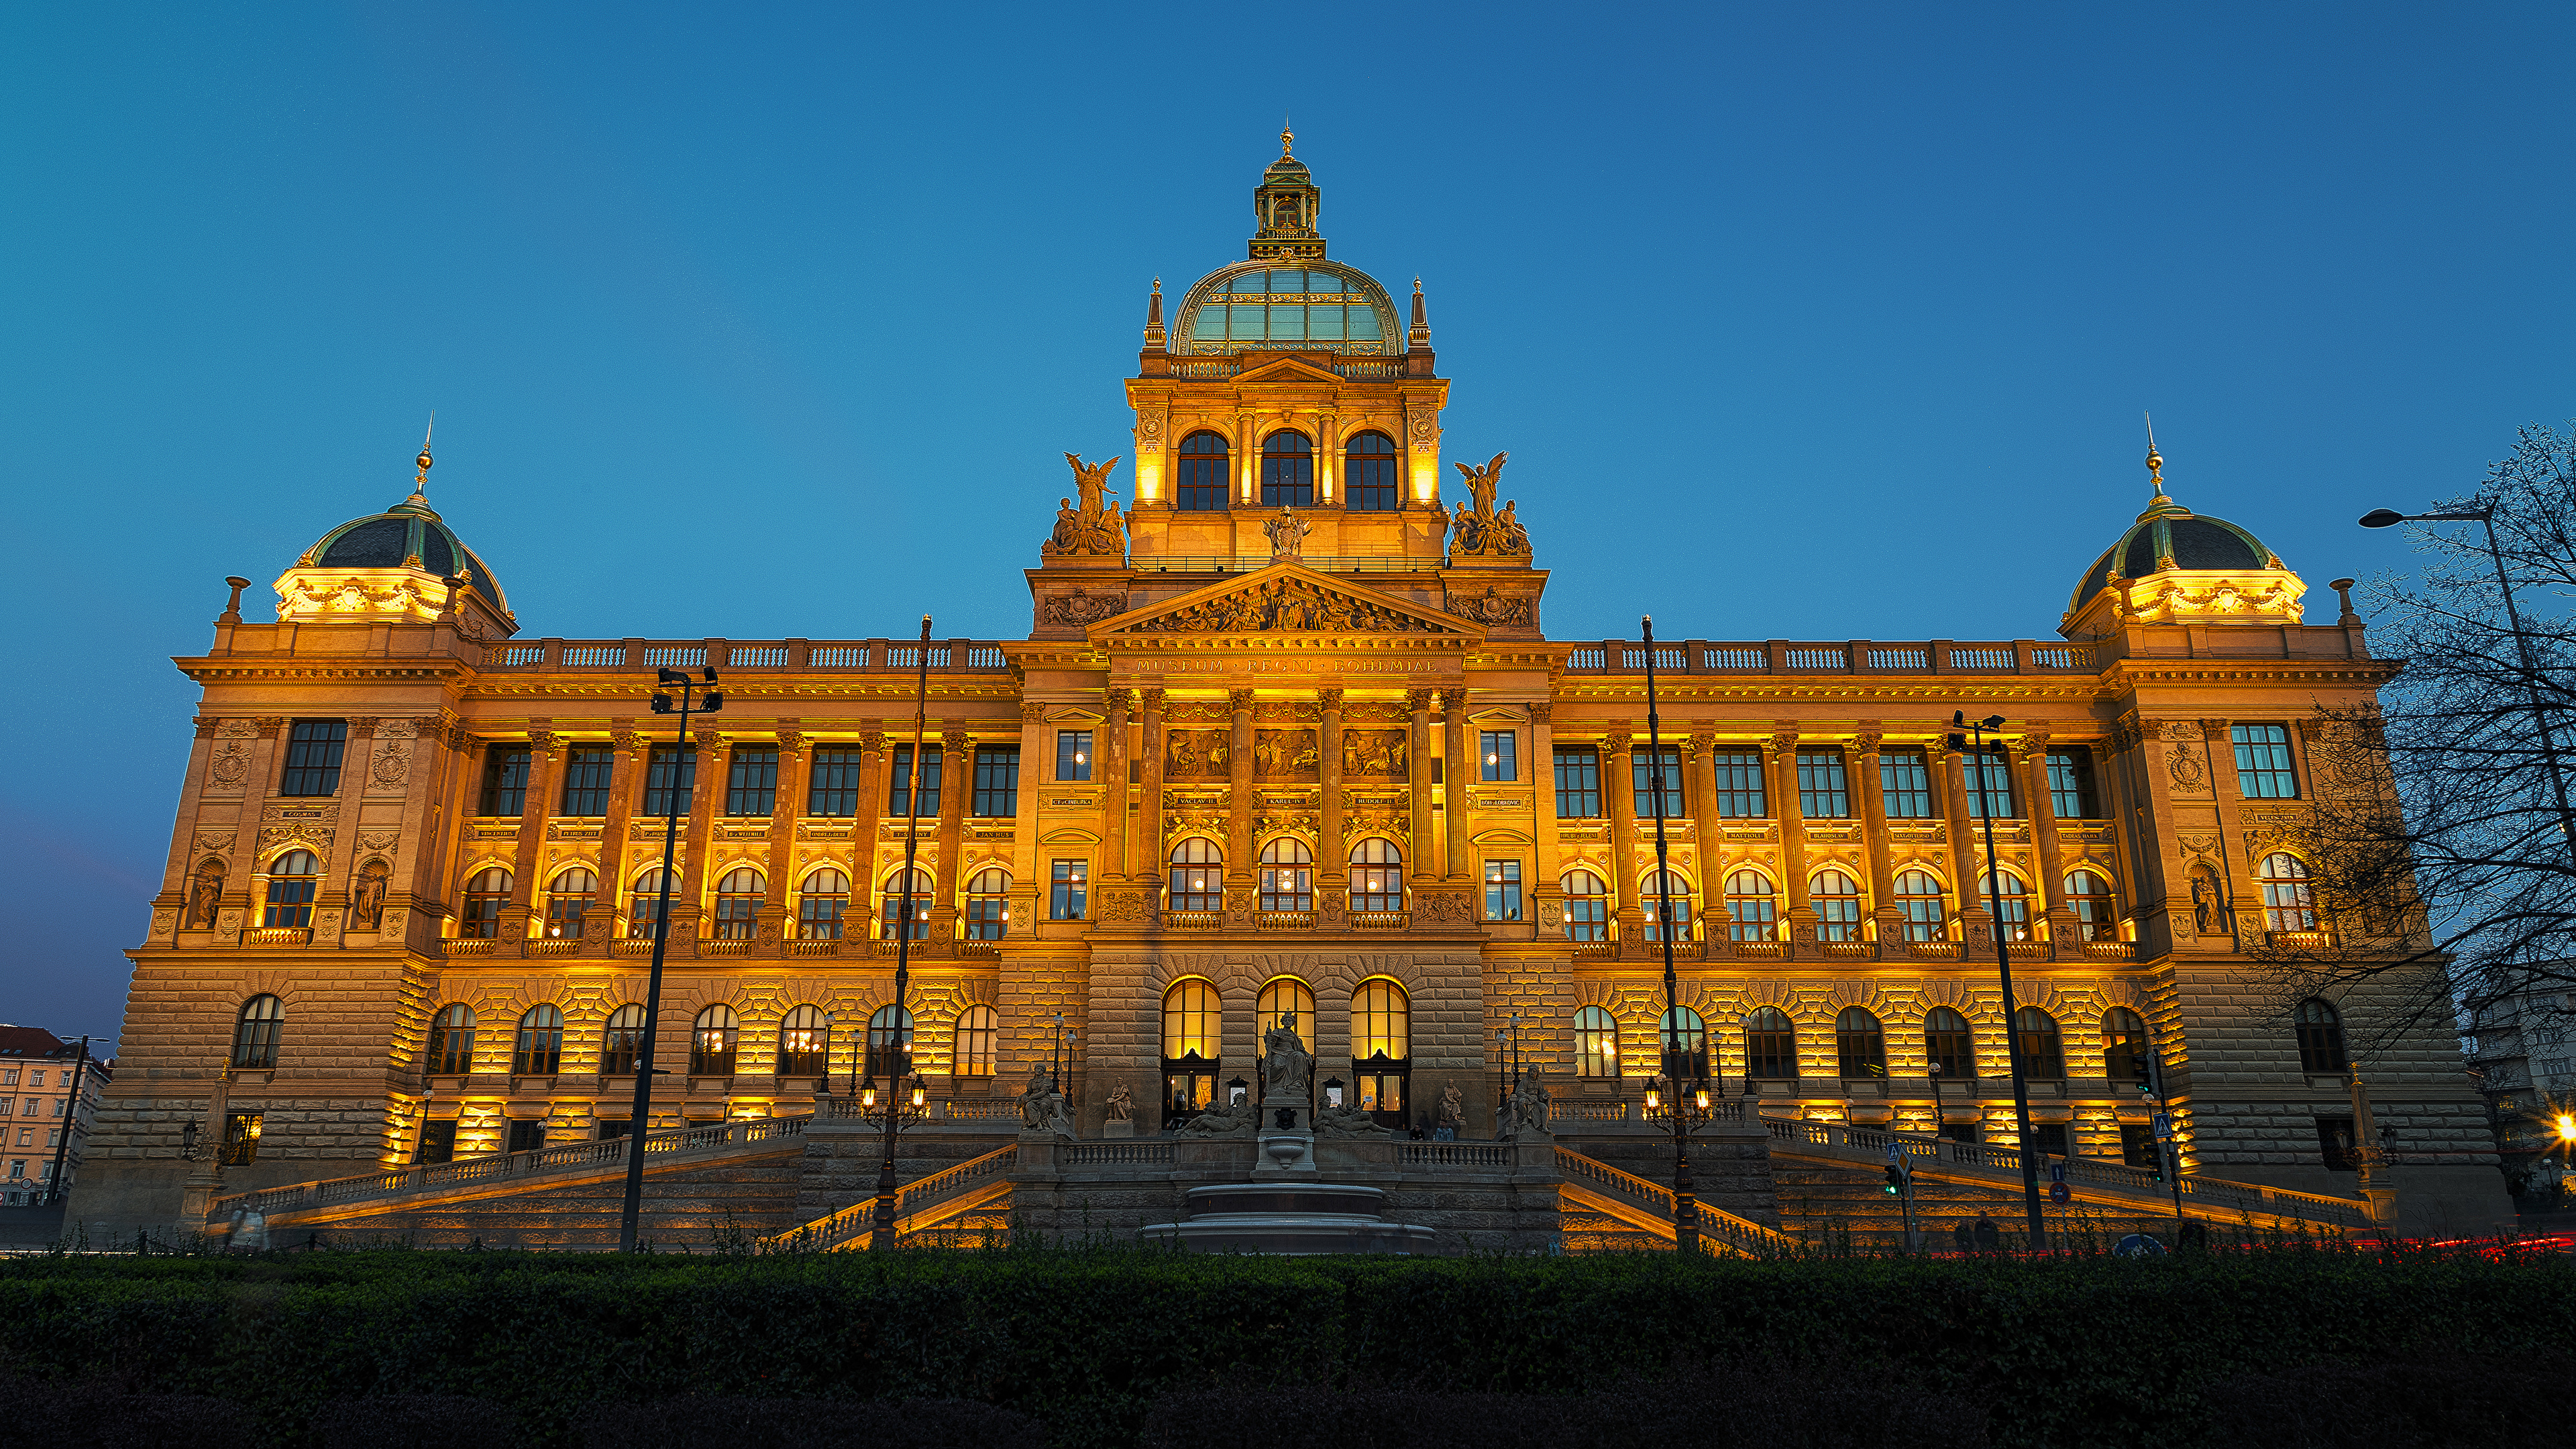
[1972,1212,2000,1252]
[1953,1220,1975,1252]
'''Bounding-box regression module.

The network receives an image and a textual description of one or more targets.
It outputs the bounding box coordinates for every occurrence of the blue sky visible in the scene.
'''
[4,3,2571,1050]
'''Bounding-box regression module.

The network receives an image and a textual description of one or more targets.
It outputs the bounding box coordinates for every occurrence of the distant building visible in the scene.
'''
[0,1026,109,1203]
[2463,988,2576,1207]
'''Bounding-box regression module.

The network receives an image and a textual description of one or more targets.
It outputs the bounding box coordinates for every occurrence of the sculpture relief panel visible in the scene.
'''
[1252,729,1320,782]
[1165,731,1232,781]
[1341,730,1407,780]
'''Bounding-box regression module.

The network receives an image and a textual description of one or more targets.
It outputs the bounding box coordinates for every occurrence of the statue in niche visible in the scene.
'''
[186,858,225,930]
[350,859,390,930]
[2190,868,2224,934]
[1262,1016,1314,1106]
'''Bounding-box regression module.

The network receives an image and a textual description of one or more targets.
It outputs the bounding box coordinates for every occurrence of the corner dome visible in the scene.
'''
[272,445,517,635]
[2061,444,2304,634]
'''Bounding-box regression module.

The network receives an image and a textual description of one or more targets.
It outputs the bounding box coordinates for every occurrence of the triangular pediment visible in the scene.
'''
[1090,564,1476,639]
[1230,354,1348,385]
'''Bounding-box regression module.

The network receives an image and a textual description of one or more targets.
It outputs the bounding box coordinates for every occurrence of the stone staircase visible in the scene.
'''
[1554,1146,1801,1254]
[762,1144,1018,1250]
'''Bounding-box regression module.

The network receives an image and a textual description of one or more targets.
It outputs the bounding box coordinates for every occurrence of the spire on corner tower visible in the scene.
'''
[1249,135,1324,261]
[1406,277,1436,376]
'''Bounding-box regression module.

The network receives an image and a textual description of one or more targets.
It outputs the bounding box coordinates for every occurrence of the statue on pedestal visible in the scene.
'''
[1018,1065,1074,1138]
[1041,454,1128,558]
[1263,506,1311,562]
[1104,1082,1134,1125]
[1262,1017,1314,1104]
[1446,451,1533,561]
[1497,1070,1553,1140]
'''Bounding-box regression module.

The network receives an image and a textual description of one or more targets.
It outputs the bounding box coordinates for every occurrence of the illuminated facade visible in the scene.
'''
[81,140,2505,1236]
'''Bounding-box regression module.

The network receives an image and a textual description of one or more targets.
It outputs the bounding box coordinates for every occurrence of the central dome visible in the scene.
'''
[1173,262,1402,356]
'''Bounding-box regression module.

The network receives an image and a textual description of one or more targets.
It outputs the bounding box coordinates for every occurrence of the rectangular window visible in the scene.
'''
[1796,750,1851,818]
[971,745,1020,817]
[2233,724,2300,798]
[478,745,530,816]
[1483,859,1523,922]
[1554,747,1602,818]
[889,744,943,818]
[220,1110,262,1166]
[558,747,614,816]
[1479,729,1518,782]
[278,720,347,796]
[2047,748,2100,819]
[806,747,864,816]
[1049,859,1089,920]
[2032,1122,2070,1159]
[1057,729,1093,782]
[725,747,778,816]
[1880,750,1934,818]
[504,1119,546,1155]
[416,1120,458,1165]
[1963,749,2018,817]
[642,745,696,818]
[1709,749,1768,817]
[1632,747,1684,820]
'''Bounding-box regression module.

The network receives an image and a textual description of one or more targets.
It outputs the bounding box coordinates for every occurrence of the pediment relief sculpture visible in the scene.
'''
[1115,575,1458,635]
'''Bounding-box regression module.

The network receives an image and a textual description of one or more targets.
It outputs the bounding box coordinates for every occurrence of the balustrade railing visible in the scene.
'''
[481,639,1016,673]
[1556,640,2092,676]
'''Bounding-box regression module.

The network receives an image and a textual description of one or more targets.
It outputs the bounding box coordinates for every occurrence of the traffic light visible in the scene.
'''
[1883,1164,1907,1196]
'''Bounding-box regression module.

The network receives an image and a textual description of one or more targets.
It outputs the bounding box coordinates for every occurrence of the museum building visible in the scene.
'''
[80,140,2502,1236]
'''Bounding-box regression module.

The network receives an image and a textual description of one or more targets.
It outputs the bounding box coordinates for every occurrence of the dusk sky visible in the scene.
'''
[5,3,2571,1050]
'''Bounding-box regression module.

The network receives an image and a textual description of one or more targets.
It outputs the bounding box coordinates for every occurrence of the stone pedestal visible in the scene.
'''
[1256,1128,1318,1173]
[1102,1120,1135,1138]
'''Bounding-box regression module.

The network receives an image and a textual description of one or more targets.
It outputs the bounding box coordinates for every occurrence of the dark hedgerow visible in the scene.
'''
[0,1246,2565,1449]
[2195,1349,2576,1449]
[308,1395,521,1449]
[579,1396,1044,1449]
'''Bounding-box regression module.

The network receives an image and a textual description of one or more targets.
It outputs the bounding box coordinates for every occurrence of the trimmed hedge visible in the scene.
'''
[0,1246,2567,1449]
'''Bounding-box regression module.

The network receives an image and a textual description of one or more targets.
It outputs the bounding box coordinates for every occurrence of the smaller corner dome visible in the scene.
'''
[2069,502,2279,616]
[303,494,510,614]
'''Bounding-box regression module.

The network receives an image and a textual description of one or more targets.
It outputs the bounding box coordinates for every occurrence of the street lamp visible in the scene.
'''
[2360,504,2576,862]
[871,616,937,1251]
[1952,710,2050,1248]
[618,665,721,1252]
[1640,615,1703,1253]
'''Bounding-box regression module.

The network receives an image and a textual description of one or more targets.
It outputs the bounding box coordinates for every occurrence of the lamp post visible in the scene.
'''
[2359,504,2576,863]
[1493,1012,1522,1112]
[1050,1012,1079,1095]
[1952,710,2049,1248]
[1640,615,1701,1253]
[618,665,722,1252]
[42,1036,91,1207]
[871,616,936,1251]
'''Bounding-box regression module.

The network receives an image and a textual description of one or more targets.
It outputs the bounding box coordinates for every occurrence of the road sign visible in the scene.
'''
[2049,1181,2072,1205]
[1886,1141,1902,1162]
[2048,1161,2068,1184]
[2151,1112,2174,1140]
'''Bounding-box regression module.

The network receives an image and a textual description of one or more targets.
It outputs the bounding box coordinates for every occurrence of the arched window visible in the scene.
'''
[1574,1005,1620,1079]
[1350,978,1410,1125]
[798,867,849,941]
[1562,869,1609,941]
[1644,868,1692,942]
[427,1004,476,1076]
[710,867,763,941]
[1349,838,1404,914]
[879,866,931,940]
[544,867,595,939]
[600,1004,645,1078]
[629,867,674,939]
[691,1004,740,1076]
[2065,869,2117,942]
[1260,429,1313,506]
[1658,1006,1709,1082]
[1980,869,2032,941]
[1175,430,1229,511]
[2259,854,2317,932]
[2102,1007,2151,1086]
[1725,870,1777,942]
[1168,838,1224,912]
[1161,978,1221,1123]
[458,866,511,939]
[262,850,320,929]
[1835,1007,1886,1079]
[514,1004,564,1075]
[779,1004,829,1077]
[232,995,282,1070]
[2294,999,2347,1075]
[955,1004,998,1077]
[1923,1007,1973,1081]
[1258,838,1313,912]
[1342,430,1401,511]
[865,1005,913,1079]
[1258,977,1317,1042]
[965,867,1012,940]
[1894,869,1947,942]
[1743,1007,1796,1079]
[2012,1007,2064,1079]
[1812,869,1864,943]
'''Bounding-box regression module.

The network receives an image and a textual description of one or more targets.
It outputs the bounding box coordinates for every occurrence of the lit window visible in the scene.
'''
[1724,870,1776,941]
[879,867,931,940]
[1811,868,1863,942]
[545,867,595,939]
[262,851,320,929]
[1561,869,1608,941]
[1574,1005,1620,1079]
[955,1005,998,1077]
[1168,839,1222,912]
[1483,859,1523,922]
[779,1004,830,1077]
[1350,979,1410,1122]
[1642,867,1688,941]
[865,1006,914,1079]
[2259,853,2317,931]
[1056,730,1092,782]
[2065,869,2117,942]
[691,1005,739,1075]
[1979,869,2032,941]
[1049,859,1088,920]
[965,867,1012,939]
[711,867,763,941]
[1162,979,1221,1123]
[1893,869,1947,941]
[1348,838,1403,914]
[1479,729,1517,782]
[1259,839,1313,912]
[459,866,511,938]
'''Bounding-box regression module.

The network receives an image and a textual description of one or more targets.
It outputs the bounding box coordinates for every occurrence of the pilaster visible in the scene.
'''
[1603,725,1641,952]
[1442,688,1470,880]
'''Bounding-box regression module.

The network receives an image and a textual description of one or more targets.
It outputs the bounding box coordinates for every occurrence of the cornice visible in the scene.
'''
[180,661,465,685]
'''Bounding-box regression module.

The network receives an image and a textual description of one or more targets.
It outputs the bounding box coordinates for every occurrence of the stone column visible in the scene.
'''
[1008,704,1047,929]
[1686,731,1724,927]
[763,728,808,950]
[1226,689,1255,915]
[1236,411,1257,507]
[1137,690,1166,881]
[1105,691,1135,881]
[849,728,889,936]
[1603,727,1642,950]
[505,730,566,950]
[590,727,648,942]
[1529,704,1564,934]
[1771,731,1815,945]
[1316,411,1338,504]
[1853,729,1900,945]
[1318,687,1346,900]
[670,729,724,954]
[2019,731,2070,943]
[1936,735,1990,942]
[1442,688,1471,880]
[932,728,973,942]
[1406,690,1439,883]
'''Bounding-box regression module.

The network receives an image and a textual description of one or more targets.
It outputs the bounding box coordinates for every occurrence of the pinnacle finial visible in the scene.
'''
[412,413,435,495]
[2143,411,2169,503]
[1281,117,1293,156]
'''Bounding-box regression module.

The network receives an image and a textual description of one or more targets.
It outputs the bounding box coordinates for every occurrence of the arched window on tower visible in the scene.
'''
[1175,431,1229,511]
[1343,430,1401,511]
[1260,430,1314,506]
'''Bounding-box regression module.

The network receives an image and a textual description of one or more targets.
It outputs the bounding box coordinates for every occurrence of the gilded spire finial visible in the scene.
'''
[414,413,435,492]
[2143,411,2168,504]
[1281,117,1293,156]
